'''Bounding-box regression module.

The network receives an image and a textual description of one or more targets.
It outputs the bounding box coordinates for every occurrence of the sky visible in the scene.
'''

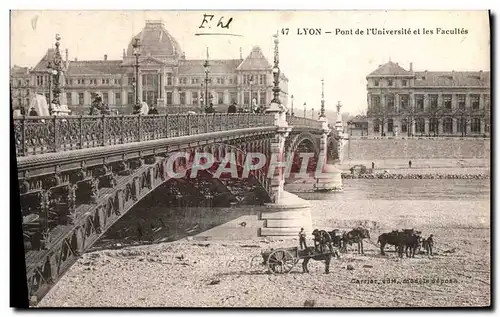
[10,10,490,115]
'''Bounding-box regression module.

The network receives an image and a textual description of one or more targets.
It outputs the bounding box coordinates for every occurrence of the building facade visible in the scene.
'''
[366,61,490,137]
[11,20,289,114]
[10,66,31,113]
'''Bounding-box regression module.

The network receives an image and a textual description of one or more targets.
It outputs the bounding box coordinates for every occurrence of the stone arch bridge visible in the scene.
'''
[13,112,342,304]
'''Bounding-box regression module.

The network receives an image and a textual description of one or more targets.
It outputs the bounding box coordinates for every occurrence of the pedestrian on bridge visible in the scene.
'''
[148,105,159,115]
[205,103,215,114]
[409,160,412,168]
[227,102,237,113]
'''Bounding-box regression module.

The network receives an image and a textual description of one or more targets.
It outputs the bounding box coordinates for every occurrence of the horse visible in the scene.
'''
[327,229,344,249]
[378,229,422,258]
[312,229,334,254]
[299,247,333,274]
[342,227,370,254]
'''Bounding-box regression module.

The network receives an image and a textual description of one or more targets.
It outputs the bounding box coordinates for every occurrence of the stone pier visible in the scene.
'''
[259,107,314,237]
[259,191,313,237]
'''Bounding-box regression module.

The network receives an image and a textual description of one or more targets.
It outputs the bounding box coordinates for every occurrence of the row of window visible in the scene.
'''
[242,74,267,86]
[66,78,121,86]
[65,90,267,106]
[66,92,121,105]
[13,79,29,87]
[373,117,487,134]
[177,77,237,86]
[373,79,408,87]
[371,94,490,112]
[27,73,269,88]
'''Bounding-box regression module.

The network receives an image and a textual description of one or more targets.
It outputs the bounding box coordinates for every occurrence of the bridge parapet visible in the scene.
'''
[13,113,276,157]
[286,115,324,130]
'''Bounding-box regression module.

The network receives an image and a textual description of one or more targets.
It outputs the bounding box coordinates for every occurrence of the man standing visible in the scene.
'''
[205,102,215,114]
[227,102,237,113]
[427,234,434,256]
[29,107,38,116]
[148,104,159,115]
[409,160,412,168]
[299,228,307,249]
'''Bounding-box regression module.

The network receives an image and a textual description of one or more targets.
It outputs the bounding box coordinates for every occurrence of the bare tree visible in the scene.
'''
[453,106,474,137]
[483,102,491,136]
[367,95,393,136]
[426,104,447,137]
[400,105,418,137]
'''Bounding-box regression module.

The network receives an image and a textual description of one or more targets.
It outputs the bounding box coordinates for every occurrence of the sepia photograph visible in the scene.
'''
[10,10,491,308]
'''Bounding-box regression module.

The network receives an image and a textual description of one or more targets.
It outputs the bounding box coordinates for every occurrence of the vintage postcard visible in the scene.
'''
[10,10,490,308]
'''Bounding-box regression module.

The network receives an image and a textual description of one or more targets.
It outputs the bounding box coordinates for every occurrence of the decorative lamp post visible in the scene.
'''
[203,48,210,110]
[132,38,141,114]
[320,78,325,119]
[303,102,306,118]
[265,32,284,114]
[335,101,343,134]
[311,107,315,119]
[291,94,294,116]
[45,33,64,116]
[46,62,57,115]
[249,75,254,112]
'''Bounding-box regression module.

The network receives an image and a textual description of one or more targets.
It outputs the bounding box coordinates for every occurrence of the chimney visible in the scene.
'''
[104,54,108,61]
[65,49,68,63]
[409,62,413,71]
[240,47,243,60]
[74,57,78,61]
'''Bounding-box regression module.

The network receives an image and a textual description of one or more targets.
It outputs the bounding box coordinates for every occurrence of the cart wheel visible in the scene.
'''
[266,249,295,274]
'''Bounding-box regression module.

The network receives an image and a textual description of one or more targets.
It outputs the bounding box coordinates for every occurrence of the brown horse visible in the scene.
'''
[342,227,370,254]
[299,247,333,274]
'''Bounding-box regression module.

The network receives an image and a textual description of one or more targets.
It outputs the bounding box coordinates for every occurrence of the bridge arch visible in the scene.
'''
[24,141,273,301]
[285,132,320,156]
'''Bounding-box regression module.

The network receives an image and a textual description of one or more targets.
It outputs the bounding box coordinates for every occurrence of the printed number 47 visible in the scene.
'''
[281,28,289,35]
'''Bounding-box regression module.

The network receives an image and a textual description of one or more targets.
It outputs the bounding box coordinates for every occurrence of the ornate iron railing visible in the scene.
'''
[287,115,323,130]
[13,113,275,157]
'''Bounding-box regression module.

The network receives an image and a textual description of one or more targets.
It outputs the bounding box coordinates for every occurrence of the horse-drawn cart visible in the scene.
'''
[261,246,339,274]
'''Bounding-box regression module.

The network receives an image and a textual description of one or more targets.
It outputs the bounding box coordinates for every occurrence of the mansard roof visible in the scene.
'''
[413,71,490,87]
[11,66,30,77]
[179,59,241,75]
[32,49,56,72]
[237,46,272,71]
[368,61,412,77]
[65,60,123,76]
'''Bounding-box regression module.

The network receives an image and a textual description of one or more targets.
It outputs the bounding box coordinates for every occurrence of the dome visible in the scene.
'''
[126,20,182,57]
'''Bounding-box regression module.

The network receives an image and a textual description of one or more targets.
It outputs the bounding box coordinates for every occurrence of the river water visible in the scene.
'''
[300,178,490,201]
[92,179,490,250]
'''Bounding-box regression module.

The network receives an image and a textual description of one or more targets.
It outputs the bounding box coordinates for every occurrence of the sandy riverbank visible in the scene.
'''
[39,199,490,307]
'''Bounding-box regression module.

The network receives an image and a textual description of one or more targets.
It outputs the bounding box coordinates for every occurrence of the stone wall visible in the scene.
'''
[347,138,490,160]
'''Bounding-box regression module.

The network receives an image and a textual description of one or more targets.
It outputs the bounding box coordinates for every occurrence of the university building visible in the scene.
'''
[366,61,490,136]
[11,20,289,114]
